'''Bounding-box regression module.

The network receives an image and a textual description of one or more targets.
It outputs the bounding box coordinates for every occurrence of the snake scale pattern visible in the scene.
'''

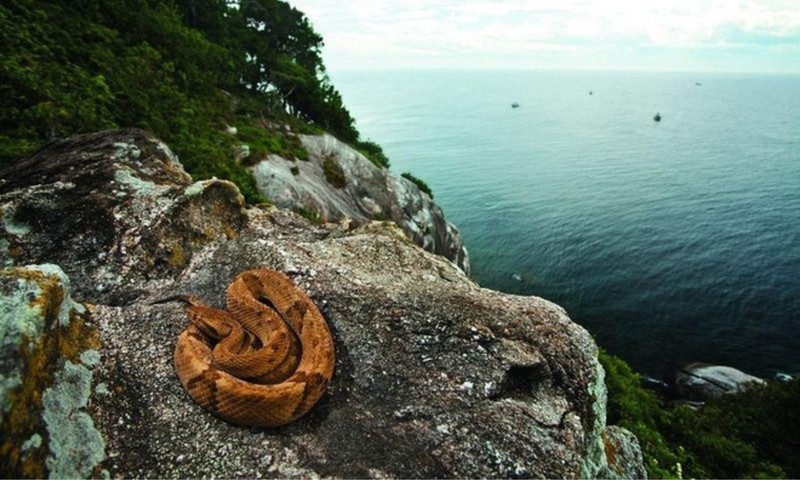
[170,269,335,427]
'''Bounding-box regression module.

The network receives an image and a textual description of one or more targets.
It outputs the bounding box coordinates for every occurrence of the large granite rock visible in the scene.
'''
[0,129,643,478]
[251,132,470,274]
[676,362,765,401]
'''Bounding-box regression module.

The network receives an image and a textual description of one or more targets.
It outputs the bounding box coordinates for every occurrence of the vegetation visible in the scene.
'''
[355,139,390,169]
[296,206,319,223]
[0,0,386,203]
[233,123,308,166]
[401,172,433,198]
[322,155,346,189]
[600,350,799,479]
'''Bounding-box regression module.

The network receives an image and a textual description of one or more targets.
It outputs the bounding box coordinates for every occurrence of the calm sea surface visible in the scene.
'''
[331,69,800,378]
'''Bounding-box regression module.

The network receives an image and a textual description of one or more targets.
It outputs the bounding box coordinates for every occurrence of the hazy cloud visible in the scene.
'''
[289,0,800,72]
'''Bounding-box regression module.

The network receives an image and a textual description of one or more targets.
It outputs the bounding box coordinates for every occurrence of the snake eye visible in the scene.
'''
[189,311,231,339]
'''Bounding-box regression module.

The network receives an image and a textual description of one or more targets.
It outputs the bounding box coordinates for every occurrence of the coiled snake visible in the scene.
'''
[162,269,335,427]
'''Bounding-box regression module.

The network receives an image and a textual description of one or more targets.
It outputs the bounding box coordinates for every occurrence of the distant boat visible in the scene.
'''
[589,90,593,95]
[654,112,662,122]
[695,82,703,86]
[511,102,520,108]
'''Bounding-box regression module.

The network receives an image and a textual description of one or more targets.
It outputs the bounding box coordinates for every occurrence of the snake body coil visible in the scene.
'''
[171,269,335,427]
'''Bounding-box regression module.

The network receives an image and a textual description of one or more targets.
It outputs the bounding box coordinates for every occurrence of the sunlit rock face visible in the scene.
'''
[251,132,470,274]
[0,129,643,478]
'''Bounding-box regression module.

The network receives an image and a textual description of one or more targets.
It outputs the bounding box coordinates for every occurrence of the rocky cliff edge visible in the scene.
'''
[250,132,469,274]
[0,129,643,478]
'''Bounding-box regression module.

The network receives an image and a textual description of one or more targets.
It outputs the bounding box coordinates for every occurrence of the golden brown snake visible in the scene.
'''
[163,269,335,427]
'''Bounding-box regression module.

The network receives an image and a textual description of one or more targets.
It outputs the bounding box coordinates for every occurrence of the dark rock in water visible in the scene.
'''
[0,129,644,478]
[641,376,670,393]
[676,362,765,401]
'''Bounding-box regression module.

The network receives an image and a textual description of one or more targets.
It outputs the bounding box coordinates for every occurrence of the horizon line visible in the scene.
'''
[329,65,800,76]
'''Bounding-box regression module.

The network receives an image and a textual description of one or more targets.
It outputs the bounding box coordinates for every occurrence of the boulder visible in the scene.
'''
[0,129,643,478]
[676,363,765,401]
[0,129,247,305]
[251,132,470,274]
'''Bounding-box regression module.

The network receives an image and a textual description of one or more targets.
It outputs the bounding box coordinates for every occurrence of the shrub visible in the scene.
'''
[600,351,683,478]
[234,123,308,165]
[322,155,346,189]
[355,140,390,169]
[401,172,433,198]
[296,206,318,223]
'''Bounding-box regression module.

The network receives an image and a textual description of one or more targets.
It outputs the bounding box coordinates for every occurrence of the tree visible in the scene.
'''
[236,0,358,141]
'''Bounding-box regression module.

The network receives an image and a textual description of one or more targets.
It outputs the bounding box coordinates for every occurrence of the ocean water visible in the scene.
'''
[331,69,800,379]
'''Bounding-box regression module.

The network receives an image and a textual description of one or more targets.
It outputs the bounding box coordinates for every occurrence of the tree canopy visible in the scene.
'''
[0,0,380,201]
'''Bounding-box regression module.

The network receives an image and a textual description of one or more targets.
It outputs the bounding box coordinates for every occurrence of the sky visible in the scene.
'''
[287,0,800,73]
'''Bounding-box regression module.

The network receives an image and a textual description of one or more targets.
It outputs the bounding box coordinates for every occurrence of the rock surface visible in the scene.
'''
[251,132,470,274]
[600,426,647,479]
[0,264,103,478]
[676,362,765,401]
[0,129,643,478]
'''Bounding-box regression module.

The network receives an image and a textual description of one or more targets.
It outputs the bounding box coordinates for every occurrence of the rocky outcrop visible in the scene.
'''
[251,132,469,274]
[676,363,765,401]
[0,129,643,478]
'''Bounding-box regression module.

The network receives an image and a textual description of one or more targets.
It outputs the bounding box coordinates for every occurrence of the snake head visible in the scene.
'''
[150,294,204,306]
[187,306,234,340]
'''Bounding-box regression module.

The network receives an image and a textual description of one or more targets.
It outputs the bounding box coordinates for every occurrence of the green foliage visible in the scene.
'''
[322,155,346,189]
[234,123,308,165]
[600,351,683,478]
[661,380,798,479]
[0,2,116,158]
[355,140,391,168]
[171,129,265,203]
[296,206,318,223]
[0,0,369,205]
[401,172,433,198]
[601,350,799,479]
[235,0,359,142]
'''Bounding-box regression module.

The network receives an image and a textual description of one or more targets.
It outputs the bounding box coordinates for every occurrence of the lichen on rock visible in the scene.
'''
[0,264,102,478]
[0,269,48,412]
[42,360,105,479]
